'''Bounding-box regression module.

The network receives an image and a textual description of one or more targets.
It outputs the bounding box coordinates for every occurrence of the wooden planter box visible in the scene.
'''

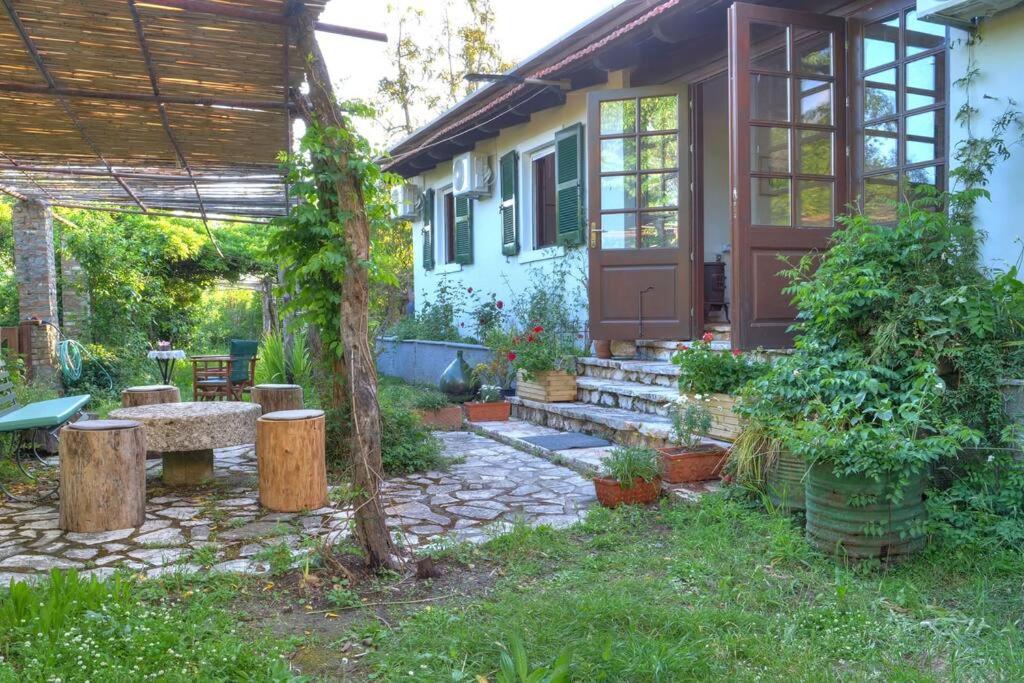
[658,445,728,483]
[516,370,577,403]
[416,405,463,430]
[681,392,743,442]
[463,401,511,422]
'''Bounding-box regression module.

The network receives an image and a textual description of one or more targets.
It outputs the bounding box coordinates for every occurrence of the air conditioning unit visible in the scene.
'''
[917,0,1023,28]
[390,182,421,220]
[452,152,492,199]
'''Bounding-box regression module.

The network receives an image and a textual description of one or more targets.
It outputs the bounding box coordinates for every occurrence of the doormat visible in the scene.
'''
[521,433,611,451]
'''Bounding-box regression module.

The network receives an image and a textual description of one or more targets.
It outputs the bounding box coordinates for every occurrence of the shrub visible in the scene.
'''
[377,379,446,474]
[64,342,152,401]
[601,447,660,486]
[672,333,768,395]
[671,397,713,450]
[509,326,578,380]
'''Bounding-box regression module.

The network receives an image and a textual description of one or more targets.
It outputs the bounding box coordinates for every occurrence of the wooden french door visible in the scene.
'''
[587,85,692,341]
[728,3,847,349]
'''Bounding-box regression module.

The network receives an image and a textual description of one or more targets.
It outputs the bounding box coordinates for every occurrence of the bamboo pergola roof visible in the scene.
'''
[0,0,382,223]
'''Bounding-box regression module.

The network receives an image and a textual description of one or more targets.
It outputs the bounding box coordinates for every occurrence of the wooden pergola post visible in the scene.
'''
[296,10,399,571]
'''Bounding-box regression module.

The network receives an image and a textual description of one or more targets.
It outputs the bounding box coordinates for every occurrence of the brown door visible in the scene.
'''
[587,86,692,341]
[728,3,847,349]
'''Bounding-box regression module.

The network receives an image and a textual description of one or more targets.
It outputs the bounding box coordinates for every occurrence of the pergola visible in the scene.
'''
[0,0,385,224]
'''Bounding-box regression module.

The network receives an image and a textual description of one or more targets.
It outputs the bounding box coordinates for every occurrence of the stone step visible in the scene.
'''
[575,376,679,416]
[703,324,732,342]
[636,338,731,361]
[511,396,674,448]
[577,357,679,387]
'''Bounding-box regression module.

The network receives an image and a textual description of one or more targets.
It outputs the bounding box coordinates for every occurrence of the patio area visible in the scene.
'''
[0,431,596,583]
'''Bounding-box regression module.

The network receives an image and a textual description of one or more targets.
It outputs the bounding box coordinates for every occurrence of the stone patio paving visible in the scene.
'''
[0,431,595,584]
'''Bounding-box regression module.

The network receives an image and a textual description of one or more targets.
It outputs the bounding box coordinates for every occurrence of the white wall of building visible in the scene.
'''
[948,6,1024,274]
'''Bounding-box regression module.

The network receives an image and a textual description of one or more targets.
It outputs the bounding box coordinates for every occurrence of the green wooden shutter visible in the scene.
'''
[422,188,435,270]
[555,123,585,246]
[454,195,473,265]
[499,150,519,256]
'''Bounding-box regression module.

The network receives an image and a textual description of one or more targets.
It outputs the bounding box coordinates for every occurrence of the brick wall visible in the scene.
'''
[12,199,60,386]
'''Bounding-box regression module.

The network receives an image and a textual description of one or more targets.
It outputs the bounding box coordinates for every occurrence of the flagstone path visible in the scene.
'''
[0,432,595,584]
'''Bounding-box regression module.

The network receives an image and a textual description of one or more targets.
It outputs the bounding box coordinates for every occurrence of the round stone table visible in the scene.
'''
[108,402,260,486]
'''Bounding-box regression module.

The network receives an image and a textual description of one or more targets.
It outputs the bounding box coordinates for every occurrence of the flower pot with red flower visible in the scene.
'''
[659,396,728,483]
[463,383,512,422]
[509,326,579,403]
[593,446,662,507]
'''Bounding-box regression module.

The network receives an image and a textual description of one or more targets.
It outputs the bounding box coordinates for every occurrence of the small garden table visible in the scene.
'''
[108,401,259,486]
[147,349,186,385]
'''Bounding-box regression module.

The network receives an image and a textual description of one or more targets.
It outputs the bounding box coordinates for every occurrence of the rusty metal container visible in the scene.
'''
[766,450,807,511]
[806,463,927,559]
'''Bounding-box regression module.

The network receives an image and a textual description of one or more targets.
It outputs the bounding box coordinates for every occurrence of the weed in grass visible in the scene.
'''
[190,544,218,568]
[257,542,295,575]
[325,584,360,609]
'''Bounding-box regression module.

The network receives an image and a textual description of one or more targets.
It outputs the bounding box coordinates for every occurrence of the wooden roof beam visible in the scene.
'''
[0,165,282,182]
[0,82,294,110]
[135,0,387,42]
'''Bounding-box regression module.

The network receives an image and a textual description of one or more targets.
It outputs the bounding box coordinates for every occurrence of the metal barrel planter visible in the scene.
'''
[766,450,807,511]
[805,463,927,559]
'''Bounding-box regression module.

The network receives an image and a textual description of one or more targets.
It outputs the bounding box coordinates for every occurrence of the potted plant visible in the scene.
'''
[671,333,768,441]
[727,420,806,511]
[463,383,511,422]
[593,446,662,507]
[509,325,578,402]
[412,389,463,430]
[658,397,728,483]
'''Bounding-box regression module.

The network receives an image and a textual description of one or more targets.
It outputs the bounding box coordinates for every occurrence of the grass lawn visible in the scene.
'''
[0,495,1021,681]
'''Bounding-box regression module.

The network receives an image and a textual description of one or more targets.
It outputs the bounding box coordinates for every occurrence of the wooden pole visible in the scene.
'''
[296,10,399,571]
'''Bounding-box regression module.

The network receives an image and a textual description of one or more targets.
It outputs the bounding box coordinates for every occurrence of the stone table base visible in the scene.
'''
[162,450,215,486]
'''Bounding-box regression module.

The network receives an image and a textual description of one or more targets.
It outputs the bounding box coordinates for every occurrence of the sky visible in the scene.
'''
[313,0,617,146]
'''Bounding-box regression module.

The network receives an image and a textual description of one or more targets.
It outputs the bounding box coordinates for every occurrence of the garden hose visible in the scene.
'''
[56,339,83,383]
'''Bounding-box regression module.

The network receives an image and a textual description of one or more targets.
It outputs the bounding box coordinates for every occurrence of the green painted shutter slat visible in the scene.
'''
[422,188,435,270]
[555,123,585,246]
[454,195,473,265]
[499,151,519,256]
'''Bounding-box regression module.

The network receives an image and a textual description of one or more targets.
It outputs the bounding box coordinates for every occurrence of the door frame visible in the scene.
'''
[586,83,693,342]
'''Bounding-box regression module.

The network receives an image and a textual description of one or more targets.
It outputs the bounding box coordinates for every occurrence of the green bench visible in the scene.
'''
[0,357,90,499]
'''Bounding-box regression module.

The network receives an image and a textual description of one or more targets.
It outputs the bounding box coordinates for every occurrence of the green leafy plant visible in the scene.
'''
[726,420,782,489]
[377,379,446,473]
[672,334,768,395]
[509,326,578,381]
[496,632,570,683]
[325,584,360,609]
[670,397,713,450]
[601,447,660,486]
[478,384,504,403]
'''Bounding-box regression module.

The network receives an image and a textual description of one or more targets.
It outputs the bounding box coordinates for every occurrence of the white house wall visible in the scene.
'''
[410,71,631,334]
[948,6,1024,275]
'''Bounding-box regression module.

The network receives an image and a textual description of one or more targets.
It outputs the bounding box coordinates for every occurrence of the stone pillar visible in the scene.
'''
[12,199,60,386]
[60,249,90,341]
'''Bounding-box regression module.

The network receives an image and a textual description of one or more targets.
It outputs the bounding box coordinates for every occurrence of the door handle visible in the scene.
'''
[589,221,600,248]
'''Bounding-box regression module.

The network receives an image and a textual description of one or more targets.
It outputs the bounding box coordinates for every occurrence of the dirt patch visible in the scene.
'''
[235,552,503,680]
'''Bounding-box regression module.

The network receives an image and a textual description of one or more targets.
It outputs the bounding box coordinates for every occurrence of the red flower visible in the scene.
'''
[467,287,473,293]
[526,334,535,343]
[533,325,543,333]
[496,300,504,309]
[507,351,517,361]
[732,349,742,357]
[701,332,714,343]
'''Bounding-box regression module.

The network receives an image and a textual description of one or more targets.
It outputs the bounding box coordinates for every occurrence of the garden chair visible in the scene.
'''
[191,339,258,401]
[0,357,90,500]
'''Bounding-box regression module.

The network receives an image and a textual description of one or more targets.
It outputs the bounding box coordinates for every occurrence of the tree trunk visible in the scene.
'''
[261,276,277,333]
[297,12,399,571]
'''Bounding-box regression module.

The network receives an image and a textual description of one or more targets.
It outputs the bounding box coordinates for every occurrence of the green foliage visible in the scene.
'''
[601,446,660,486]
[393,280,467,342]
[672,336,768,395]
[0,200,15,327]
[64,342,153,402]
[477,384,503,403]
[509,326,578,380]
[496,632,570,683]
[191,288,263,352]
[377,379,446,473]
[671,398,712,450]
[255,329,314,397]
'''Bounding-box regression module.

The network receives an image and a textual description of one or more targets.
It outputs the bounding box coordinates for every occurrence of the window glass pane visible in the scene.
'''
[800,79,832,125]
[640,134,678,169]
[906,110,943,164]
[600,99,636,135]
[905,165,943,204]
[640,173,678,209]
[600,175,637,211]
[906,10,945,56]
[751,23,789,71]
[906,54,943,110]
[797,179,834,227]
[639,211,679,248]
[864,173,898,222]
[797,130,832,175]
[865,132,897,171]
[864,16,899,70]
[751,74,790,122]
[600,138,637,172]
[751,177,791,226]
[640,96,678,132]
[867,68,896,85]
[795,30,831,75]
[601,213,636,249]
[751,126,790,173]
[865,84,897,121]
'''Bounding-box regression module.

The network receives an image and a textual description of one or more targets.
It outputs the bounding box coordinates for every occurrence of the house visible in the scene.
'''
[387,0,1024,352]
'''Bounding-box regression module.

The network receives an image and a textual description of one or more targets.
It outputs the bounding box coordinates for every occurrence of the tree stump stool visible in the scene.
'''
[59,420,146,533]
[121,384,181,408]
[257,409,328,512]
[251,384,304,415]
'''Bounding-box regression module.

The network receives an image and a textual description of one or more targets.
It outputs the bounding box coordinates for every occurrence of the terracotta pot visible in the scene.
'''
[658,445,728,483]
[594,340,612,359]
[463,401,511,422]
[593,476,662,507]
[416,405,463,430]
